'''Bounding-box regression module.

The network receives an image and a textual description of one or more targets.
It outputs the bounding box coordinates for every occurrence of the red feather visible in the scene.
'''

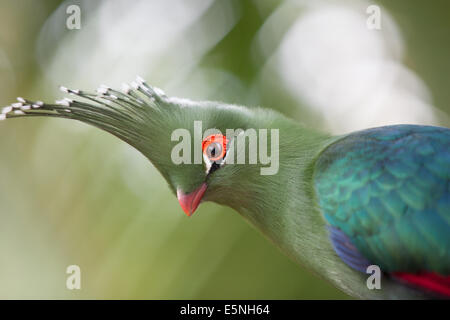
[392,272,450,298]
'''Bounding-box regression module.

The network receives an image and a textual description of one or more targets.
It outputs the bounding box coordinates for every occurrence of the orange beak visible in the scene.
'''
[176,183,207,217]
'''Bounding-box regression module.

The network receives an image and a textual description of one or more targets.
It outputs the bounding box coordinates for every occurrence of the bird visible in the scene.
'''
[1,76,449,299]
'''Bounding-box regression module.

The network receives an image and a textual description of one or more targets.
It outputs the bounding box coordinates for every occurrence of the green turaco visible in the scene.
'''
[1,77,449,299]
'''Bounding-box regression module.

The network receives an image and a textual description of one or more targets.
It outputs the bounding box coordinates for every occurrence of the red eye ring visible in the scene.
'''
[202,134,228,161]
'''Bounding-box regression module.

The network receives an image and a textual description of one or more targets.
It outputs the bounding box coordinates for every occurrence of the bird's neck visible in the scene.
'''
[210,116,337,251]
[222,123,345,282]
[233,124,335,235]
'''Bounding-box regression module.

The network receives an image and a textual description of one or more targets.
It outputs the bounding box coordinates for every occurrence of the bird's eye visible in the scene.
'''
[202,134,228,162]
[205,142,222,160]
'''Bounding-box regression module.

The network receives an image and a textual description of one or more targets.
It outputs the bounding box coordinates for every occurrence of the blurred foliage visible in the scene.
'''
[0,0,448,299]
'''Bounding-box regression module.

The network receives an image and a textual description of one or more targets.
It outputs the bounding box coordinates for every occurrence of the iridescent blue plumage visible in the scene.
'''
[314,125,450,276]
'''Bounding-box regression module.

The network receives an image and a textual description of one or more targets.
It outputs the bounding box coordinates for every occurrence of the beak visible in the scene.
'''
[176,183,207,217]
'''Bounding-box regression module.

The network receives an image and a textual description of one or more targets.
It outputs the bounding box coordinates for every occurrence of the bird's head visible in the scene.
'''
[2,77,286,217]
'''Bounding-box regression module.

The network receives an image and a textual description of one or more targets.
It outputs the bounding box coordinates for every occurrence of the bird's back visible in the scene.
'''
[313,125,450,297]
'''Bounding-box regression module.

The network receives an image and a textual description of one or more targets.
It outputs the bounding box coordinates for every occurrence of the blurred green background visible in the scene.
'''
[0,0,449,299]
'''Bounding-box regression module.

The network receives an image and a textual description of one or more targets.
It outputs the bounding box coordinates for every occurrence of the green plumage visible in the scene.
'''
[2,80,449,299]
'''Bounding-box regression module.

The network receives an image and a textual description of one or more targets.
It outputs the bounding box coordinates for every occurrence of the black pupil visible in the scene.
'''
[207,143,222,159]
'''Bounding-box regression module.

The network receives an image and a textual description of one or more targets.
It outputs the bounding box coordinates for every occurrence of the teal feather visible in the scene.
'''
[314,125,450,274]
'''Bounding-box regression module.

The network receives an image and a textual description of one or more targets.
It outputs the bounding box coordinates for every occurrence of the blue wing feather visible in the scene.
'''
[327,226,371,273]
[314,125,450,274]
